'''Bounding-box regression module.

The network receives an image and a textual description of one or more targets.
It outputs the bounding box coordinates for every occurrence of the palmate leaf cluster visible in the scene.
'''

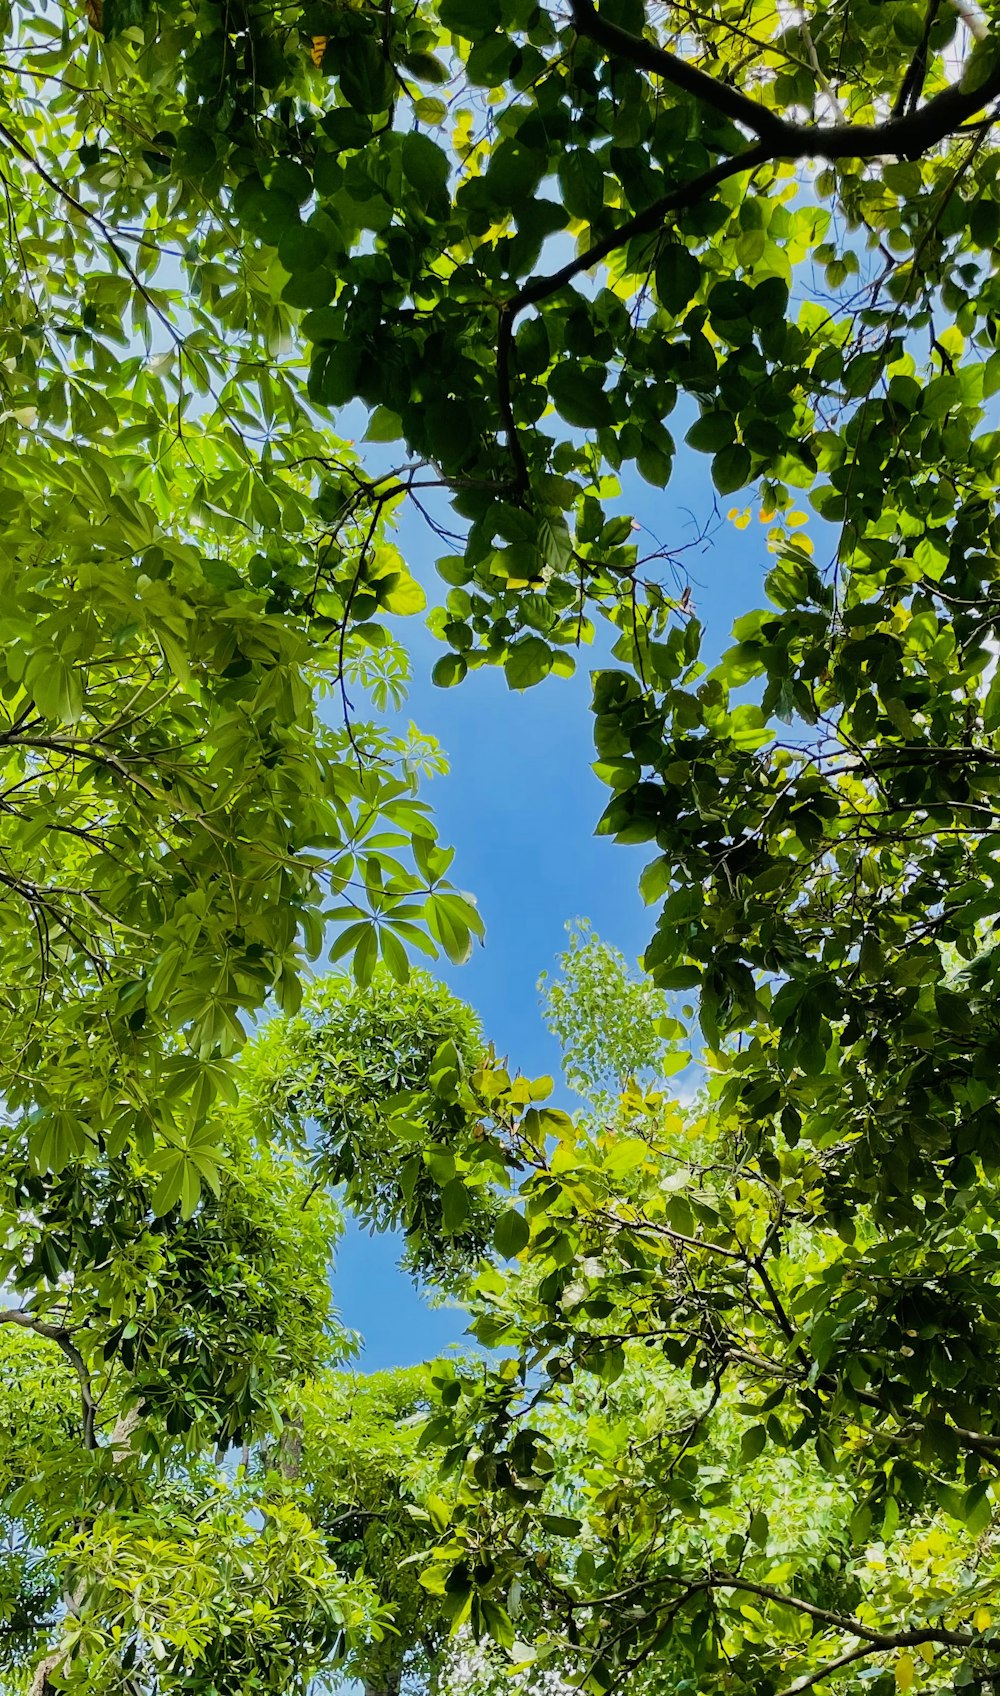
[0,0,486,1210]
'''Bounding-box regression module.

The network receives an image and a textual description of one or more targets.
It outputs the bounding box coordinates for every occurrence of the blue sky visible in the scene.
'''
[332,431,777,1369]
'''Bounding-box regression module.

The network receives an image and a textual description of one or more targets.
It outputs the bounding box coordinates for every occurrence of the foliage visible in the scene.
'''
[0,1096,364,1694]
[247,967,575,1287]
[39,0,1000,1289]
[0,1092,345,1455]
[419,1056,1000,1696]
[0,972,553,1696]
[55,1491,384,1696]
[538,920,684,1104]
[0,0,484,1216]
[289,1366,453,1695]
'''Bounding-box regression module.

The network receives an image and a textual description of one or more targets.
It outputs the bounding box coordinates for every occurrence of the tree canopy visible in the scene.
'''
[5,0,1000,1694]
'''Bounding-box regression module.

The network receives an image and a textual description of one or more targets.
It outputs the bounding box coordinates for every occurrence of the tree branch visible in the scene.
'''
[497,303,529,493]
[515,147,770,314]
[712,1573,975,1649]
[777,1641,891,1696]
[568,0,1000,163]
[569,0,788,143]
[497,146,770,482]
[892,0,943,118]
[0,1311,97,1450]
[800,18,847,123]
[947,0,989,40]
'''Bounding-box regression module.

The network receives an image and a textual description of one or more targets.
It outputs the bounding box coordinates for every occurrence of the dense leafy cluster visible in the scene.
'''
[250,970,507,1285]
[538,920,682,1103]
[0,1103,361,1694]
[290,1367,452,1696]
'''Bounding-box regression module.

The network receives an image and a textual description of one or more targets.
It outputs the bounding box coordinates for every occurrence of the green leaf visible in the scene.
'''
[537,515,572,571]
[505,636,553,690]
[963,1482,992,1536]
[150,1156,186,1218]
[494,1209,530,1257]
[479,1597,515,1650]
[278,222,330,274]
[441,1177,470,1233]
[558,151,605,221]
[380,926,411,983]
[320,108,374,147]
[433,653,468,687]
[352,922,380,986]
[741,1425,767,1462]
[654,242,701,315]
[548,364,614,429]
[637,421,675,486]
[439,0,502,37]
[337,36,396,114]
[426,893,474,963]
[402,50,451,84]
[402,132,450,201]
[603,1137,649,1175]
[539,1513,581,1537]
[686,411,737,453]
[379,569,427,615]
[711,443,752,495]
[309,342,362,405]
[364,405,404,443]
[484,140,544,202]
[467,33,516,87]
[639,857,670,905]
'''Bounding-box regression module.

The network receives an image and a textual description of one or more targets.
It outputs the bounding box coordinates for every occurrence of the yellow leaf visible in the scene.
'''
[976,1607,992,1631]
[310,34,328,67]
[895,1652,915,1691]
